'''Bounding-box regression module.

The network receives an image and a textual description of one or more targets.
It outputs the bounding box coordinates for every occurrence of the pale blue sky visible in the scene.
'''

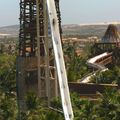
[0,0,19,27]
[0,0,120,26]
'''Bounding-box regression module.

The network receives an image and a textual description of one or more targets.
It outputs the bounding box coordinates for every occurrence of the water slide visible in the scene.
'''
[80,52,110,83]
[46,0,74,120]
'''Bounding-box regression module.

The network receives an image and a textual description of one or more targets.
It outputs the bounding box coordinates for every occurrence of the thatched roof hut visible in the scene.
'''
[102,24,120,43]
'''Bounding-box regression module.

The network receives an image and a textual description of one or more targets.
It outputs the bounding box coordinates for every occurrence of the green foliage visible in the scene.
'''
[93,88,120,120]
[112,66,120,84]
[20,108,64,120]
[0,44,5,54]
[51,96,62,109]
[0,54,17,120]
[26,92,39,110]
[24,92,63,120]
[72,89,120,120]
[81,43,93,59]
[0,45,120,120]
[0,54,16,94]
[67,56,89,81]
[20,93,64,120]
[45,110,63,120]
[51,90,120,120]
[91,66,120,84]
[0,90,18,120]
[64,43,90,82]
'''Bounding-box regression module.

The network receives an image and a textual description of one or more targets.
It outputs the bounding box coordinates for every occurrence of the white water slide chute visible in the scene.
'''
[80,52,111,83]
[46,0,74,120]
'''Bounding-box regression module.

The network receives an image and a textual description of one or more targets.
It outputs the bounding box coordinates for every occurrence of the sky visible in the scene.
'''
[0,0,120,27]
[0,0,19,27]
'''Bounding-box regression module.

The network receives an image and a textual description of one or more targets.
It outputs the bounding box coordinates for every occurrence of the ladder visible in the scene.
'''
[46,0,74,120]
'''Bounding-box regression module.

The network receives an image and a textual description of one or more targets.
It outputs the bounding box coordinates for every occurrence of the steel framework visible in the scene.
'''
[19,0,61,56]
[17,0,62,110]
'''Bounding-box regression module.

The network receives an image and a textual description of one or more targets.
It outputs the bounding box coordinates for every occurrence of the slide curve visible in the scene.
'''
[80,52,111,83]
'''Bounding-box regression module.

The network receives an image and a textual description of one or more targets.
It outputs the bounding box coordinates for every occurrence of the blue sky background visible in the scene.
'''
[0,0,120,26]
[60,0,120,24]
[0,0,19,27]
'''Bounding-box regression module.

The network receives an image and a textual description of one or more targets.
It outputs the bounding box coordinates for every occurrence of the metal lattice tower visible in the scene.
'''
[19,0,62,56]
[19,0,37,56]
[17,0,62,110]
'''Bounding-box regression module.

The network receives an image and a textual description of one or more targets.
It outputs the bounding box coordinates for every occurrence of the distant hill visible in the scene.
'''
[0,24,120,38]
[0,25,19,38]
[62,24,120,38]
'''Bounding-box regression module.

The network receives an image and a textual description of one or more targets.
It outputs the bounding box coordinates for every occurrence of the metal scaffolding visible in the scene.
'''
[19,0,37,56]
[19,0,62,57]
[17,0,62,110]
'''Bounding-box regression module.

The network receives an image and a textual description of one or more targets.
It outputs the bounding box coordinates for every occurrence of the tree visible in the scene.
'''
[94,88,120,120]
[0,43,5,54]
[0,54,16,94]
[0,90,18,120]
[91,66,120,84]
[64,43,90,82]
[0,54,17,120]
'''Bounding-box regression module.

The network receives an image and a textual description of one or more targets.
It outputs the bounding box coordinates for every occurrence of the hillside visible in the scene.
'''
[0,24,120,38]
[62,24,120,38]
[0,25,19,38]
